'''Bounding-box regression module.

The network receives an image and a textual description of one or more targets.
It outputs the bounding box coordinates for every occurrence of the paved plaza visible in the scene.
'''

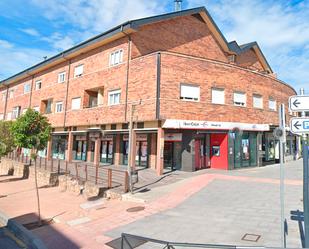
[0,160,305,248]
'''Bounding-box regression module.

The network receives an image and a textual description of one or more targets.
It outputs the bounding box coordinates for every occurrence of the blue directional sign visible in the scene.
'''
[290,118,309,134]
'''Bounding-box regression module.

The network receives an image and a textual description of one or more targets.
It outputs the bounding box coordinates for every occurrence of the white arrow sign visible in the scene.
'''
[289,95,309,111]
[290,117,309,134]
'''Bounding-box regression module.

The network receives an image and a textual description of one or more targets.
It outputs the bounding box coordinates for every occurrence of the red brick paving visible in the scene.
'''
[0,172,302,248]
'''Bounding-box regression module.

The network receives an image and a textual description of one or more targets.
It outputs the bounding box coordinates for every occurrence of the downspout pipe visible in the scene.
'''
[3,86,9,121]
[62,55,71,129]
[121,25,132,123]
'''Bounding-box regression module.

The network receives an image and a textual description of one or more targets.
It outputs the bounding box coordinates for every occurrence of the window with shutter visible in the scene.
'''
[74,65,84,78]
[233,92,246,106]
[253,94,263,109]
[211,88,225,104]
[71,97,81,110]
[180,84,200,101]
[269,98,276,111]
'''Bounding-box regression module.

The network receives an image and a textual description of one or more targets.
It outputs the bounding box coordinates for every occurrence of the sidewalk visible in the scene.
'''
[0,169,216,248]
[0,160,304,248]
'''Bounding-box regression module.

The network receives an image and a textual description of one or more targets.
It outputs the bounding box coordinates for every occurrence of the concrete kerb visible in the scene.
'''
[0,210,47,249]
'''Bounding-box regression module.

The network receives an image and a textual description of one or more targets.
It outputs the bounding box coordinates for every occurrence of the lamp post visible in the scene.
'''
[127,101,141,193]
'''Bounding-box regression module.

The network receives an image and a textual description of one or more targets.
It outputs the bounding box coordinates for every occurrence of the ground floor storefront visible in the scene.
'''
[39,119,297,175]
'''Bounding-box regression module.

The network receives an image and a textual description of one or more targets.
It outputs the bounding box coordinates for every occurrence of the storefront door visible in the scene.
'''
[52,135,67,160]
[195,135,210,170]
[74,140,87,161]
[210,133,228,170]
[135,141,148,167]
[100,140,113,164]
[234,132,257,168]
[122,134,148,167]
[164,142,174,169]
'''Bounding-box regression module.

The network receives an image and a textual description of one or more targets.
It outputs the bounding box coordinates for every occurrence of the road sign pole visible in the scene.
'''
[303,136,309,247]
[279,104,286,248]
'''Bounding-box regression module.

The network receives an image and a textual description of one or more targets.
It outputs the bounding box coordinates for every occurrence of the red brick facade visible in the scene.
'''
[0,8,296,174]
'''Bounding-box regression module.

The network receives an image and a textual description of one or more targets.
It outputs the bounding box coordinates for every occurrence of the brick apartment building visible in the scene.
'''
[0,7,296,175]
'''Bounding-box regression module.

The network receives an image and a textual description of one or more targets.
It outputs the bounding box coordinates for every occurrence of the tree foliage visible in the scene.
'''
[11,109,51,155]
[0,121,15,157]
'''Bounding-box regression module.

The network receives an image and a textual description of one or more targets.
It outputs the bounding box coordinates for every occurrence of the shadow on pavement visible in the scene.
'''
[11,213,81,249]
[0,177,26,183]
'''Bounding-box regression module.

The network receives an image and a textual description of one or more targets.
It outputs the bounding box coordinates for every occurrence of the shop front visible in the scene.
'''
[229,131,258,168]
[262,132,277,164]
[72,134,87,161]
[100,135,114,164]
[164,133,182,170]
[162,119,269,171]
[122,134,149,167]
[51,135,67,160]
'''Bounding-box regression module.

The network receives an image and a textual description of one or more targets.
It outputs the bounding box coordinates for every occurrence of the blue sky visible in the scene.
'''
[0,0,308,92]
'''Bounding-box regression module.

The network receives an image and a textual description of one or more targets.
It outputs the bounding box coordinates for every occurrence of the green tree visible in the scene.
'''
[11,109,51,157]
[0,121,15,157]
[11,108,51,226]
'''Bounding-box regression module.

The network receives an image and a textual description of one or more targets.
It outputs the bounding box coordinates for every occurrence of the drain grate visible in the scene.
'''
[241,233,261,242]
[126,206,145,213]
[0,195,7,198]
[23,219,55,230]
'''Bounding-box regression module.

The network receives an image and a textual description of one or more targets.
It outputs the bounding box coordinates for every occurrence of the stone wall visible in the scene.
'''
[0,158,14,176]
[58,175,112,198]
[0,158,28,178]
[0,158,59,187]
[29,167,60,187]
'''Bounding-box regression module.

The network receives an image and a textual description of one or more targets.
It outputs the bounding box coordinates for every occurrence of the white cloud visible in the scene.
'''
[20,28,40,37]
[30,0,165,33]
[41,32,75,51]
[0,39,13,49]
[187,0,309,91]
[0,40,55,80]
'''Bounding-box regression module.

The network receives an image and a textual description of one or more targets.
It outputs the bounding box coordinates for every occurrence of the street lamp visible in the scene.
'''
[127,101,141,193]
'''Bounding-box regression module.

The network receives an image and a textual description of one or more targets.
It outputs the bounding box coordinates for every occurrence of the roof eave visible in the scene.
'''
[0,23,135,86]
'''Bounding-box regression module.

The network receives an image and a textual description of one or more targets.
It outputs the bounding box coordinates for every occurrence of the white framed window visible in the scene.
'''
[55,101,63,113]
[71,97,81,110]
[58,72,66,83]
[74,65,84,78]
[33,106,40,112]
[269,98,276,111]
[2,91,6,101]
[24,83,31,94]
[6,112,12,120]
[12,106,21,119]
[35,80,42,90]
[253,94,263,109]
[109,49,123,66]
[108,90,121,105]
[233,92,246,106]
[180,84,200,101]
[211,88,225,104]
[9,89,14,99]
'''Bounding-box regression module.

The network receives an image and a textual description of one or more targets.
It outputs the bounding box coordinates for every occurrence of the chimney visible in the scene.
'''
[174,0,182,12]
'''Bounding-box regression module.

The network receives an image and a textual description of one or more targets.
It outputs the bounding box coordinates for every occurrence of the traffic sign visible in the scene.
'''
[289,95,309,111]
[290,117,309,134]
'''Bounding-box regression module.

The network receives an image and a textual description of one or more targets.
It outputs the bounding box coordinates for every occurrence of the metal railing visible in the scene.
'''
[119,233,265,249]
[4,151,129,192]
